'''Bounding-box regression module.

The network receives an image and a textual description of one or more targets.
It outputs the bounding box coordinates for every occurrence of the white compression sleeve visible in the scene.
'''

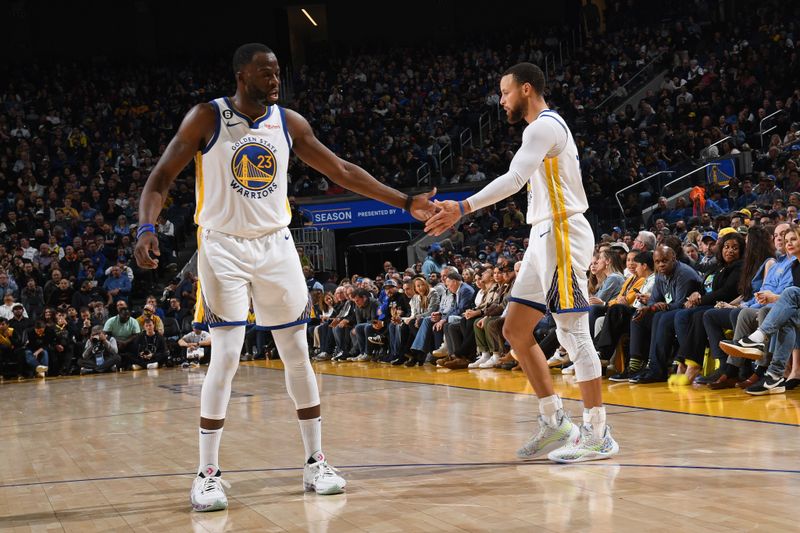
[200,325,246,420]
[466,118,562,213]
[553,312,601,382]
[272,324,320,410]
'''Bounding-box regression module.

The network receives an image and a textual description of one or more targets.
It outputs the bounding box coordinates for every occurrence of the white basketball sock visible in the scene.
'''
[298,417,322,462]
[583,406,607,438]
[198,427,223,474]
[539,394,563,427]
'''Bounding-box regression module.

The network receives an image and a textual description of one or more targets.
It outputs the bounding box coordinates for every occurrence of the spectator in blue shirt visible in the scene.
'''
[422,243,444,276]
[628,246,702,382]
[734,180,758,209]
[80,201,97,222]
[704,187,730,216]
[103,265,131,304]
[85,241,107,273]
[664,197,691,224]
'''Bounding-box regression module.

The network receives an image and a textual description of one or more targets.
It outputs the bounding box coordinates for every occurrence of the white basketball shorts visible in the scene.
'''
[509,213,593,314]
[193,226,311,329]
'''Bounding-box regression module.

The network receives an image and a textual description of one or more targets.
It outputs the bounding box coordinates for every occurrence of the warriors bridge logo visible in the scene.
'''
[229,138,280,198]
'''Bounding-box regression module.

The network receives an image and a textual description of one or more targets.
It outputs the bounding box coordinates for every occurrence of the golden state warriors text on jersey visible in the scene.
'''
[195,97,293,238]
[230,136,280,199]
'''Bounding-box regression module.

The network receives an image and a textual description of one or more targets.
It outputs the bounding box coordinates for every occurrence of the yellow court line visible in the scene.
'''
[248,360,800,427]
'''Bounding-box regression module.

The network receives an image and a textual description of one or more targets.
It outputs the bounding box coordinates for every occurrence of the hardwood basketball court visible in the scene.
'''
[1,361,798,532]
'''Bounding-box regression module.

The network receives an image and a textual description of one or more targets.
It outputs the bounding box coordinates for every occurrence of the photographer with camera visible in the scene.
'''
[130,318,167,370]
[78,325,121,374]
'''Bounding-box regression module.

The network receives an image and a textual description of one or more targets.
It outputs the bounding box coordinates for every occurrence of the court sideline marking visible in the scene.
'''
[261,363,800,428]
[1,461,798,490]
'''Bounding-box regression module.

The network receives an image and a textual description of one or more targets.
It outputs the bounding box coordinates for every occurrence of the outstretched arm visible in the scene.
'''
[135,104,216,269]
[285,109,435,221]
[424,119,558,235]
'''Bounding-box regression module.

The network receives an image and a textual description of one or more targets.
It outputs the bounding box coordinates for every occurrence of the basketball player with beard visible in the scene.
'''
[425,62,619,463]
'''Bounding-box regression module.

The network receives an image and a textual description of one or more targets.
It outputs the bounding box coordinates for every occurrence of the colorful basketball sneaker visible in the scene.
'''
[516,410,579,460]
[547,424,619,463]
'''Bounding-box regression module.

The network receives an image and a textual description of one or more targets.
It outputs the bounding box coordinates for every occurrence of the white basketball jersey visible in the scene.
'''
[524,110,588,227]
[194,97,292,238]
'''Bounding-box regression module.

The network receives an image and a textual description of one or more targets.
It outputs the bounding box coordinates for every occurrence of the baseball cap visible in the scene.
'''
[737,225,749,235]
[612,226,622,233]
[428,243,442,252]
[12,303,24,310]
[310,281,324,291]
[383,279,398,288]
[717,227,737,238]
[609,242,630,253]
[737,208,752,219]
[701,231,718,242]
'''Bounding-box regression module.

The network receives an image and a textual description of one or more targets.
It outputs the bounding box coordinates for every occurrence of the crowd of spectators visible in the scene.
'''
[302,189,800,396]
[283,7,682,196]
[599,0,800,223]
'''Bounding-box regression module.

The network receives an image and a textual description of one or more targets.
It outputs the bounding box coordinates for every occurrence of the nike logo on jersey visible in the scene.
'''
[225,121,242,127]
[540,230,551,237]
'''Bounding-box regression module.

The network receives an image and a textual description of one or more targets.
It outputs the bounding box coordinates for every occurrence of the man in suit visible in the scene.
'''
[432,272,475,368]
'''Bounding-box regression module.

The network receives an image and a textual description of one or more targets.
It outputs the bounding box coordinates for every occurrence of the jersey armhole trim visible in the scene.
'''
[278,106,293,150]
[201,101,221,154]
[538,113,569,158]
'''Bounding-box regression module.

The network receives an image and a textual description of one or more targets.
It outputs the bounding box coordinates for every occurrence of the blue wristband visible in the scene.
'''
[458,201,465,216]
[137,223,156,239]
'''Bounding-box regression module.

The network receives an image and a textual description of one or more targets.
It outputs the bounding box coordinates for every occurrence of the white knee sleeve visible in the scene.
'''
[553,312,601,382]
[200,326,245,419]
[273,324,320,410]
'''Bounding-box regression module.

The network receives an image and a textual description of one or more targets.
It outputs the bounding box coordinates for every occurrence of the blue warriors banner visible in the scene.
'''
[706,159,736,186]
[300,191,473,229]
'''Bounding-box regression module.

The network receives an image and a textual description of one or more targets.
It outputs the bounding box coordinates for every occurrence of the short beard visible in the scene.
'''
[245,84,268,106]
[506,102,527,124]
